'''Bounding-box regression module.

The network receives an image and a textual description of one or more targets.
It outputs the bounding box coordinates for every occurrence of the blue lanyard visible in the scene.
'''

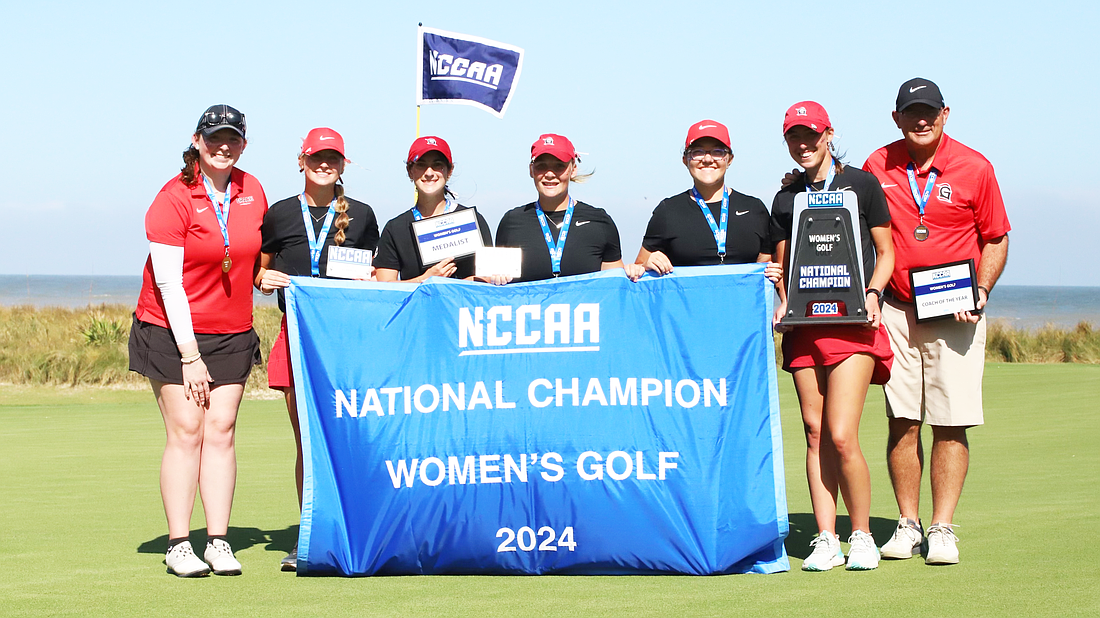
[299,194,336,277]
[202,176,232,252]
[411,197,456,221]
[534,197,576,276]
[690,186,728,261]
[906,163,938,219]
[805,161,836,194]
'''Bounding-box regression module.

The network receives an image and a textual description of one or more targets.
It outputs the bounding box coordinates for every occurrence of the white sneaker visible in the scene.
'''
[802,531,845,571]
[280,546,298,572]
[204,538,243,575]
[881,516,923,559]
[846,530,880,570]
[925,524,960,565]
[165,541,210,577]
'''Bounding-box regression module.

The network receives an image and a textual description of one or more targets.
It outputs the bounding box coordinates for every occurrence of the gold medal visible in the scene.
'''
[914,225,929,242]
[222,256,232,273]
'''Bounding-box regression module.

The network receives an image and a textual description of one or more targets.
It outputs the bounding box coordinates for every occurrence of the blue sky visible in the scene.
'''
[2,1,1095,285]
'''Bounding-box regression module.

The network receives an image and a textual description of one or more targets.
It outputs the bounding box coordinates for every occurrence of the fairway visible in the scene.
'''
[1,363,1097,617]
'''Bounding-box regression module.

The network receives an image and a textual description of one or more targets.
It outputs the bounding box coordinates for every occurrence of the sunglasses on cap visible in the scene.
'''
[196,105,246,138]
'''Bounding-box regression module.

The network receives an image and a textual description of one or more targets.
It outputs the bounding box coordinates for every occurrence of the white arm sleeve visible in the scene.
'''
[149,242,196,347]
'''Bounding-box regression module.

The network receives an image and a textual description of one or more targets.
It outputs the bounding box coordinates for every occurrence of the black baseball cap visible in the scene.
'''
[195,104,246,138]
[896,78,944,112]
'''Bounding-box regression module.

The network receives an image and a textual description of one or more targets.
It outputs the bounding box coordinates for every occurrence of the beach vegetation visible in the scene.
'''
[986,320,1100,363]
[0,306,1097,389]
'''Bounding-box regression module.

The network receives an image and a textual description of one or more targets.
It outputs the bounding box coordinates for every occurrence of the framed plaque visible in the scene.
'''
[909,259,977,322]
[411,208,485,266]
[325,246,373,280]
[781,190,869,325]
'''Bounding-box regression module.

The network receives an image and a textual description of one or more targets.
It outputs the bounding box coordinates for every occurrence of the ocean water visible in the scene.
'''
[0,275,278,309]
[0,275,1096,330]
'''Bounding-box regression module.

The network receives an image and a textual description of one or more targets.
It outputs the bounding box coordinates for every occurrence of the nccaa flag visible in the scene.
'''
[417,25,524,118]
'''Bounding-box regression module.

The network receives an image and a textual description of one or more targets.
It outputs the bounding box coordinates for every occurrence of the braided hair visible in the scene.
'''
[332,182,350,246]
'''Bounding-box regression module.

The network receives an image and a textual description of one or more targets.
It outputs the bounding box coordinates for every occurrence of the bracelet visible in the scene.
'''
[977,285,990,297]
[865,288,883,300]
[180,352,201,364]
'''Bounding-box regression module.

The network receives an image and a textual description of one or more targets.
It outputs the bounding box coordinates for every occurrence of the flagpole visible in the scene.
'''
[415,23,423,205]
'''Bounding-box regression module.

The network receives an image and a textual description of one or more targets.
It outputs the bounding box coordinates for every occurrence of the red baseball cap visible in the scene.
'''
[407,135,453,165]
[301,127,345,157]
[684,120,731,150]
[783,101,831,134]
[530,134,576,162]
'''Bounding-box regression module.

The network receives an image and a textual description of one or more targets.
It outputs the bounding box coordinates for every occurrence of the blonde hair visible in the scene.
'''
[332,182,350,246]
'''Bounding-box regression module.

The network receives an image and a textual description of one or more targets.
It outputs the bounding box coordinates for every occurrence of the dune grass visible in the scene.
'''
[986,319,1100,363]
[0,305,284,390]
[0,305,1096,396]
[1,363,1096,617]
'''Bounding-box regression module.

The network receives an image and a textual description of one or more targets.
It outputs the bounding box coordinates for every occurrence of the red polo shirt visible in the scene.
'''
[136,168,268,334]
[863,134,1010,302]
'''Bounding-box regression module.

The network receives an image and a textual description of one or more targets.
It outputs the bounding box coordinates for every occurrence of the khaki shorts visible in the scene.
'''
[881,297,985,427]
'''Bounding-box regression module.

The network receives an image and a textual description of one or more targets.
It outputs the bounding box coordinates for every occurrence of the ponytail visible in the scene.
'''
[180,144,200,186]
[828,140,847,173]
[333,182,350,246]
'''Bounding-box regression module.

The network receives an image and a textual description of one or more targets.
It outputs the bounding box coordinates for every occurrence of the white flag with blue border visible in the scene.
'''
[417,26,524,119]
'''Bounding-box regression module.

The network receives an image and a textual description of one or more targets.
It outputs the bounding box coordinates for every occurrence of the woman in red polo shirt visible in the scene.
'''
[254,128,379,571]
[128,105,268,578]
[769,101,895,572]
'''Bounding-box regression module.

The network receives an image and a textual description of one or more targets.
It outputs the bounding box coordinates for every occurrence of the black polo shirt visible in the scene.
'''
[260,195,379,311]
[374,205,493,281]
[769,165,891,281]
[642,189,773,266]
[495,201,623,282]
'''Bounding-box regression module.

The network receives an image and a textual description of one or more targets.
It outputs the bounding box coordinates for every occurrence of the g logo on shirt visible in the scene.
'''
[236,195,255,205]
[936,183,953,203]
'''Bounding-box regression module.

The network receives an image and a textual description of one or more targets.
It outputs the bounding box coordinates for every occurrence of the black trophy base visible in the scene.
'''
[780,315,871,326]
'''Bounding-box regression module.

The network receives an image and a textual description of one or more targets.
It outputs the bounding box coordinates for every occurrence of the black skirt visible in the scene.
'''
[128,315,261,386]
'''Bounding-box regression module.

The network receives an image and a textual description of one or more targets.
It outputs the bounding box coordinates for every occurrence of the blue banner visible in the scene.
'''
[417,26,524,118]
[287,266,788,576]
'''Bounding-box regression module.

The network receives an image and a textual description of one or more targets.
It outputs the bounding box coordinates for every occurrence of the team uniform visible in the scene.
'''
[642,189,772,265]
[374,205,492,281]
[261,195,379,388]
[863,134,1010,425]
[129,168,267,385]
[770,165,894,384]
[495,201,622,282]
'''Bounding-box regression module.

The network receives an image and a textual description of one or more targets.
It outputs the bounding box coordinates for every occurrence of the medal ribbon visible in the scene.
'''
[411,197,456,221]
[690,186,729,261]
[202,176,232,256]
[805,161,836,194]
[534,197,576,276]
[906,163,938,221]
[299,194,337,277]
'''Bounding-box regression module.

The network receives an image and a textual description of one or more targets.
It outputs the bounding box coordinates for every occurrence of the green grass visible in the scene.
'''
[1,364,1097,617]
